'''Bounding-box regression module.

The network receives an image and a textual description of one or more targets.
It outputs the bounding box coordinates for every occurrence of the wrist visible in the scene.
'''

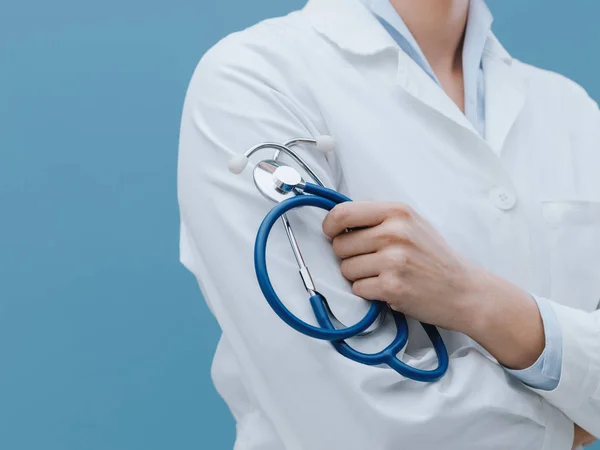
[457,269,546,370]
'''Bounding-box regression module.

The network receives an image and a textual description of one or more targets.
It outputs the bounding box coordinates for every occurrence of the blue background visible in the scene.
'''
[0,1,598,449]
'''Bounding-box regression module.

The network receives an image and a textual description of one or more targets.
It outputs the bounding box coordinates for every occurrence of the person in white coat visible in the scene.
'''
[178,0,600,448]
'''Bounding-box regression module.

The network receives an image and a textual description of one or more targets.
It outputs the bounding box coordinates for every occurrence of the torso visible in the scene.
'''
[205,9,600,448]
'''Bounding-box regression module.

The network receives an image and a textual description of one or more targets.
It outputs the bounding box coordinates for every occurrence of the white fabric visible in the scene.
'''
[177,0,600,447]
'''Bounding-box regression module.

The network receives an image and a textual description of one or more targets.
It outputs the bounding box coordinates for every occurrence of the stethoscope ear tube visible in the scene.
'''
[254,192,385,340]
[254,182,450,381]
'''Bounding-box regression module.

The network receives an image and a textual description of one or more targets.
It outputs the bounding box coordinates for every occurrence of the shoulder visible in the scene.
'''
[191,12,317,94]
[512,60,600,161]
[512,60,599,119]
[182,11,328,137]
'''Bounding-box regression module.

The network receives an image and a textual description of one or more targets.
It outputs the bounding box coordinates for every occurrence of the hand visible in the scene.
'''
[322,201,546,369]
[574,424,596,449]
[321,201,484,332]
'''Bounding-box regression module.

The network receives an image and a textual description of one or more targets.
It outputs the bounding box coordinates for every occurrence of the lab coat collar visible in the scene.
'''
[391,30,523,144]
[303,0,512,63]
[303,0,526,153]
[303,0,398,55]
[484,33,513,65]
[483,35,527,154]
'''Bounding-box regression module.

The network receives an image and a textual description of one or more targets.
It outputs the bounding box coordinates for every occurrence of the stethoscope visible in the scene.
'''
[228,136,449,382]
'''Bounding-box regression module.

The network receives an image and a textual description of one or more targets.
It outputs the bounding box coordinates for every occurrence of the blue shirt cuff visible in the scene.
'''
[504,295,563,391]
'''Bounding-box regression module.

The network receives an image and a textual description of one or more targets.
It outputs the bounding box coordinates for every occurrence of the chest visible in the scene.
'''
[306,52,600,311]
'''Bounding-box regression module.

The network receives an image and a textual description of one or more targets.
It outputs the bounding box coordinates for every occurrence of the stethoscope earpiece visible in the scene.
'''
[315,135,336,153]
[228,154,250,174]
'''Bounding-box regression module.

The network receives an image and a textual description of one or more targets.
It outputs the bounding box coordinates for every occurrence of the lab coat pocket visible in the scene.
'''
[541,200,600,311]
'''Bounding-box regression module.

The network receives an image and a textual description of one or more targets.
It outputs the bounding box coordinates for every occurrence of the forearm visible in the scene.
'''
[458,271,600,437]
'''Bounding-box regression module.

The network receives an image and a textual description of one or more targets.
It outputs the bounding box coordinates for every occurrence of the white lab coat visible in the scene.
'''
[177,0,600,448]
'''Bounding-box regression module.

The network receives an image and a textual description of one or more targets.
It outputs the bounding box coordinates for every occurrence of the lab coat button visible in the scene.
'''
[489,186,517,211]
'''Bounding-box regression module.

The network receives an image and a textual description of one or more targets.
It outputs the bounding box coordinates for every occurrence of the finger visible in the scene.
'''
[351,276,383,301]
[322,202,388,238]
[331,226,381,259]
[340,253,381,281]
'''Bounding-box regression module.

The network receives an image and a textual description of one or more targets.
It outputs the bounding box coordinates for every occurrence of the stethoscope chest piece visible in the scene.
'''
[253,159,304,203]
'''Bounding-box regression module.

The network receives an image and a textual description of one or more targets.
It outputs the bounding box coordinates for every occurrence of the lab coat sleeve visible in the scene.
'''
[530,302,600,437]
[177,28,573,450]
[525,79,600,438]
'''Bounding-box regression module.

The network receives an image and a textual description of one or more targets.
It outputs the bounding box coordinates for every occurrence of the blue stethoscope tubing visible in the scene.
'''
[254,182,449,382]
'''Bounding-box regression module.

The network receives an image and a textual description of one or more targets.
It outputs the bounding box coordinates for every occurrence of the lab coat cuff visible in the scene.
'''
[533,300,600,411]
[541,399,573,450]
[504,295,563,390]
